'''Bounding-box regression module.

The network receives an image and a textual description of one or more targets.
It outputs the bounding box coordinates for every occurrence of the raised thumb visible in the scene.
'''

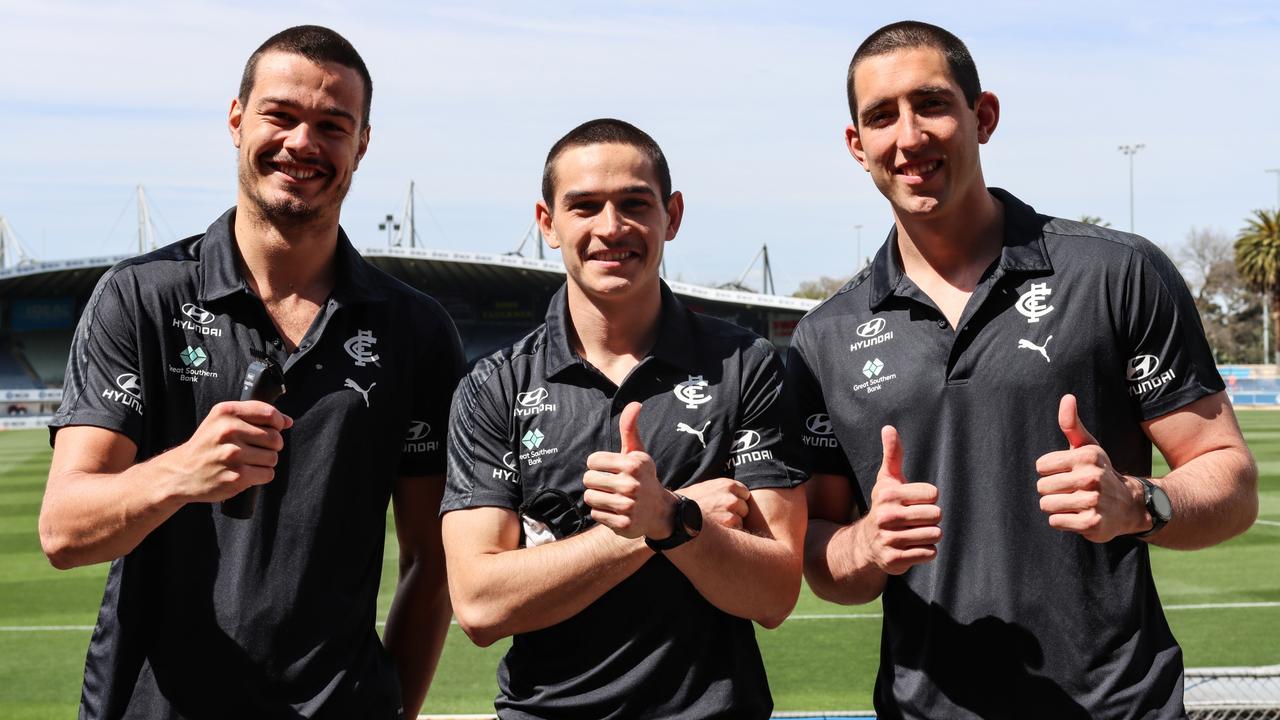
[1058,394,1098,449]
[878,425,905,484]
[619,401,646,454]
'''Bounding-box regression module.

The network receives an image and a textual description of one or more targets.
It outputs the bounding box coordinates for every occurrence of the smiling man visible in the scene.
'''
[441,119,807,719]
[788,20,1258,719]
[39,26,464,719]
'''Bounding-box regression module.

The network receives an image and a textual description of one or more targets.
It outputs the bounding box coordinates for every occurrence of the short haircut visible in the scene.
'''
[239,25,373,128]
[541,119,672,208]
[847,21,981,124]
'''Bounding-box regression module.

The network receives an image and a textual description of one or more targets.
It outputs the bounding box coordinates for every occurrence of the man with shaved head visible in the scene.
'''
[40,25,463,718]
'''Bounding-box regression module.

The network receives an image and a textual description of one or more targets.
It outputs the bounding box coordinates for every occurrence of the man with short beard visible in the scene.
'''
[39,25,464,719]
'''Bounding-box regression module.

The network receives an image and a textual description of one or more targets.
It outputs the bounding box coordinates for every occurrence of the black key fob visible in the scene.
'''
[221,358,286,519]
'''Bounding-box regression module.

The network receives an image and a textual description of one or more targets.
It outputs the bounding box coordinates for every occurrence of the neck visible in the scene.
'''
[564,279,663,369]
[894,187,1004,289]
[233,200,339,303]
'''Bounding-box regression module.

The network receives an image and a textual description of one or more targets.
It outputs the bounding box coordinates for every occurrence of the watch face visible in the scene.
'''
[1151,486,1173,521]
[679,496,703,535]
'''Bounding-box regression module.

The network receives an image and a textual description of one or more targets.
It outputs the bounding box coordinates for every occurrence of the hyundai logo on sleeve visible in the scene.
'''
[803,413,839,448]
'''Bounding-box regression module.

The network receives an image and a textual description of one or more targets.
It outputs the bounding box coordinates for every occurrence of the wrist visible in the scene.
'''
[1122,475,1150,535]
[647,490,678,541]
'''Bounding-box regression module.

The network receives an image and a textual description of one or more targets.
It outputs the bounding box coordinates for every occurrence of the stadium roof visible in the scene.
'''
[0,246,819,313]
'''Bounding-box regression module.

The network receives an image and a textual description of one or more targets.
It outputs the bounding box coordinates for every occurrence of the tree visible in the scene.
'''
[1235,209,1280,360]
[793,275,851,300]
[1079,215,1112,228]
[1177,228,1261,363]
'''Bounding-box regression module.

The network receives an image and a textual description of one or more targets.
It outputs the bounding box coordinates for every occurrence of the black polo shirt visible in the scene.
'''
[50,208,465,720]
[787,189,1223,720]
[443,282,805,720]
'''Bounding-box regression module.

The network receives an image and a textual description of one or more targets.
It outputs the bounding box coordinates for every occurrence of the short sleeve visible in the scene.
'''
[441,357,523,514]
[1120,242,1226,420]
[784,323,854,478]
[398,300,467,476]
[727,338,807,490]
[49,269,146,447]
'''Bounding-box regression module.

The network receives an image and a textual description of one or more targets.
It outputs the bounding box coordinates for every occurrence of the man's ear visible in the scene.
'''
[975,91,1000,144]
[354,124,371,170]
[845,123,869,171]
[228,98,244,148]
[535,200,559,249]
[664,191,684,241]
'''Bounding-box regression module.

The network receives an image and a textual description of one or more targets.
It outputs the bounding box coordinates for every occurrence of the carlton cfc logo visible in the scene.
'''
[1015,283,1055,323]
[673,375,713,410]
[1127,355,1160,382]
[856,318,886,338]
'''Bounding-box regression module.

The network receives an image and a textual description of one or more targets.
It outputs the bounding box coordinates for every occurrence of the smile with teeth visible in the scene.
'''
[897,159,942,177]
[267,160,326,181]
[589,250,636,262]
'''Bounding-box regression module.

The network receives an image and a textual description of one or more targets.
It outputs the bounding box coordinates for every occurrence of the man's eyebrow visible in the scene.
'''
[256,97,357,124]
[560,186,657,203]
[859,85,959,121]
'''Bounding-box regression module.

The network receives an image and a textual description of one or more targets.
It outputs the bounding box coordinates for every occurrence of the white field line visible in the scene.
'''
[5,602,1278,632]
[1254,519,1280,527]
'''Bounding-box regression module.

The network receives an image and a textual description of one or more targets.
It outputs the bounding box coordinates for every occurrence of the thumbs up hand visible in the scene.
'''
[584,402,677,540]
[854,426,942,575]
[1035,394,1148,543]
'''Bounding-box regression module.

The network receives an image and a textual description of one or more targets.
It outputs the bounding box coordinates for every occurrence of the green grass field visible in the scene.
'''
[2,414,1278,718]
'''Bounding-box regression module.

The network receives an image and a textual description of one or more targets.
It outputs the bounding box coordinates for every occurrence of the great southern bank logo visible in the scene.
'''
[862,358,885,378]
[521,429,545,450]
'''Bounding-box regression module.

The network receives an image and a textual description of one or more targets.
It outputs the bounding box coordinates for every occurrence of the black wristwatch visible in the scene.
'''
[1133,476,1173,538]
[645,494,703,552]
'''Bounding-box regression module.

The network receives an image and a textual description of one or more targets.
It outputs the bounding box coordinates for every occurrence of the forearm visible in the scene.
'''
[1148,446,1258,550]
[665,521,801,628]
[449,524,652,646]
[383,560,452,718]
[803,518,886,605]
[39,455,184,569]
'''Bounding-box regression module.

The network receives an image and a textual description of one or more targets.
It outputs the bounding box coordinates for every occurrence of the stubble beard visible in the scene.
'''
[238,156,351,230]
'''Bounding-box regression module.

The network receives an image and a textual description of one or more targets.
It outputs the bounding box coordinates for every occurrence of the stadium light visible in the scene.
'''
[378,214,400,247]
[1118,144,1145,233]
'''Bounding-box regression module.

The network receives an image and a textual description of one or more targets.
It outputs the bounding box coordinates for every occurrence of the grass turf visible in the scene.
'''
[1,410,1277,716]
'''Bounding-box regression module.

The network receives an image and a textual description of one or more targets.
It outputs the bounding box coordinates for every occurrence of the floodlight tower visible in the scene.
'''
[1117,144,1145,233]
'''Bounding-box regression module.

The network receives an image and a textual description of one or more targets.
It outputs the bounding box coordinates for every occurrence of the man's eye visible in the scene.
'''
[622,199,650,211]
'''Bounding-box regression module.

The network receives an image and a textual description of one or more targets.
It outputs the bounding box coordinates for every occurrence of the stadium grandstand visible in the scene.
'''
[0,233,817,429]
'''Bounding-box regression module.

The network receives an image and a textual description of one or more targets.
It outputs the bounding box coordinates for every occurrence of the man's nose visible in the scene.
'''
[595,203,626,238]
[896,111,928,151]
[282,123,319,156]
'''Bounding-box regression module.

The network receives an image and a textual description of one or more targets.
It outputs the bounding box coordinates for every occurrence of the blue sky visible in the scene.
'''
[2,0,1279,293]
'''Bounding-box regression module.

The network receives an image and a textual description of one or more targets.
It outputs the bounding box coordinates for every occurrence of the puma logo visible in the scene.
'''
[1017,335,1053,363]
[676,421,711,448]
[344,378,376,407]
